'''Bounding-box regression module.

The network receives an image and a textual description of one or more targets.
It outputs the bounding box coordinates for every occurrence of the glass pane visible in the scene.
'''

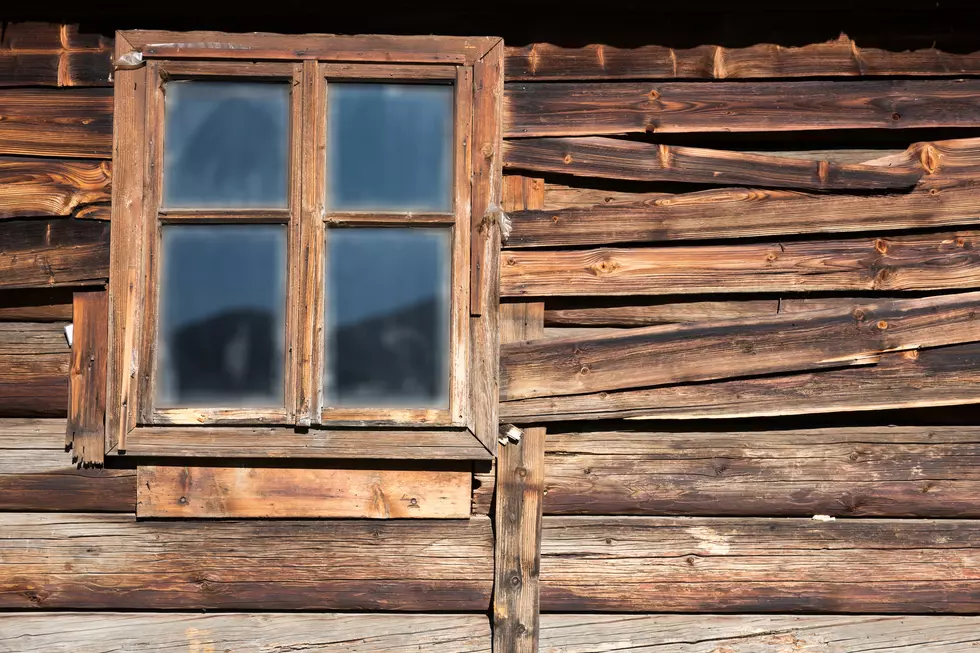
[163,81,290,209]
[328,83,453,212]
[157,225,287,408]
[325,228,451,408]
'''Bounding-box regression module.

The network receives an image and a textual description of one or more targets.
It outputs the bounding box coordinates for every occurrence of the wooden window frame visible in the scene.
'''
[107,30,503,460]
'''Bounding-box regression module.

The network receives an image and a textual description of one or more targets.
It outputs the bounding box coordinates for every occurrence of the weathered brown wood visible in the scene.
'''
[472,460,495,516]
[539,614,980,652]
[502,291,980,401]
[0,288,73,321]
[500,344,980,422]
[0,322,69,354]
[540,516,980,612]
[0,89,112,158]
[0,323,69,416]
[0,219,109,290]
[137,465,472,518]
[504,38,980,81]
[0,158,111,219]
[503,137,923,190]
[0,613,492,652]
[501,230,980,297]
[67,290,107,465]
[0,419,133,511]
[544,300,780,327]
[0,23,112,87]
[544,427,980,517]
[506,79,980,137]
[0,513,494,610]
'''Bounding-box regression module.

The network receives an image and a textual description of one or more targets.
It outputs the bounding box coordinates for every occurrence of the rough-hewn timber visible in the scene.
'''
[0,323,69,416]
[0,23,113,87]
[0,88,112,158]
[0,158,111,219]
[67,289,107,465]
[0,219,110,289]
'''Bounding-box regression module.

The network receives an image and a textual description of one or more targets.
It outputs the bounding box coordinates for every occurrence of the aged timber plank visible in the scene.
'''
[0,323,69,416]
[501,230,980,297]
[501,291,980,400]
[503,138,922,190]
[0,219,110,289]
[0,613,492,653]
[0,89,112,158]
[0,419,134,511]
[540,516,980,612]
[0,23,112,87]
[543,300,780,327]
[0,288,74,321]
[0,513,494,610]
[137,465,472,518]
[503,39,980,81]
[67,290,107,465]
[538,614,980,652]
[0,158,111,219]
[544,427,980,517]
[500,344,980,422]
[505,79,980,137]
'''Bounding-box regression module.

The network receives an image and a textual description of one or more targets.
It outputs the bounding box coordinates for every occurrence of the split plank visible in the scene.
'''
[500,344,980,422]
[0,23,112,87]
[0,158,111,219]
[0,218,110,289]
[506,79,980,137]
[501,230,980,297]
[539,614,980,652]
[503,137,922,190]
[544,427,980,517]
[0,288,73,321]
[0,613,492,653]
[67,290,107,465]
[0,89,112,158]
[137,465,472,518]
[0,513,494,610]
[540,516,980,612]
[0,419,134,511]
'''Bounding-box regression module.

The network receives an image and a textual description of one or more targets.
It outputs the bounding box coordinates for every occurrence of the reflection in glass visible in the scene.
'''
[157,225,286,407]
[163,81,289,208]
[328,83,453,212]
[325,228,450,408]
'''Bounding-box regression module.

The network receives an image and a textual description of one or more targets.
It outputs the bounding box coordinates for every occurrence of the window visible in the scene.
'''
[107,32,503,459]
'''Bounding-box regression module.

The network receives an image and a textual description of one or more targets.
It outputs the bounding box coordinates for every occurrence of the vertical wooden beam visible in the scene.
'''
[68,288,108,465]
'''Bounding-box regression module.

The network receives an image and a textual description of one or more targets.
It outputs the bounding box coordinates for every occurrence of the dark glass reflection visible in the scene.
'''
[157,225,286,407]
[328,83,453,212]
[163,82,289,208]
[325,229,450,408]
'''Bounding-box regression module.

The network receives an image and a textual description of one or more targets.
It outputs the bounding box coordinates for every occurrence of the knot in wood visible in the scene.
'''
[481,143,494,159]
[648,89,660,101]
[874,239,888,254]
[877,320,888,330]
[563,153,574,164]
[891,112,902,121]
[510,574,522,588]
[516,466,528,479]
[852,308,866,321]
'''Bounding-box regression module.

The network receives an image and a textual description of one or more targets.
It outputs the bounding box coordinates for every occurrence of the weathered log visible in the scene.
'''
[0,23,112,87]
[501,230,980,297]
[543,300,780,327]
[0,219,110,289]
[67,290,107,464]
[540,516,980,612]
[503,138,922,190]
[0,89,112,158]
[0,513,494,610]
[0,324,69,416]
[505,79,980,137]
[0,419,133,511]
[0,158,111,219]
[0,288,73,321]
[544,427,980,517]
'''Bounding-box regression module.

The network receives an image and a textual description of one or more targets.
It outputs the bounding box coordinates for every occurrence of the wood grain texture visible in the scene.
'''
[472,460,495,516]
[0,158,111,219]
[0,323,69,416]
[501,291,980,400]
[0,23,112,87]
[0,219,109,290]
[540,516,980,612]
[501,230,980,297]
[544,427,980,517]
[543,300,780,327]
[0,613,492,653]
[0,513,494,610]
[137,465,472,518]
[0,419,134,511]
[539,614,980,652]
[66,290,107,465]
[500,344,980,422]
[506,79,980,137]
[0,89,112,158]
[0,288,73,321]
[503,138,922,190]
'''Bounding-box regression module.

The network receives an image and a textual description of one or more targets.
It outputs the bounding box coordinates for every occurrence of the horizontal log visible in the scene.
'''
[0,353,67,417]
[0,513,493,610]
[0,89,112,158]
[0,419,133,511]
[472,460,494,516]
[503,137,922,190]
[501,291,980,400]
[0,613,491,652]
[501,230,980,297]
[505,79,980,137]
[0,322,69,354]
[0,288,74,321]
[540,516,980,612]
[137,465,472,518]
[0,23,112,87]
[539,614,980,652]
[544,427,980,517]
[544,300,780,327]
[503,38,980,81]
[500,343,980,422]
[0,219,110,289]
[0,158,111,219]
